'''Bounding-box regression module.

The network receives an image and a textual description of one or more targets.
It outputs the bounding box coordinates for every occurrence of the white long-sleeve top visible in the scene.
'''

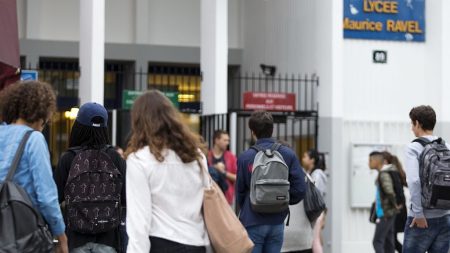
[126,146,210,253]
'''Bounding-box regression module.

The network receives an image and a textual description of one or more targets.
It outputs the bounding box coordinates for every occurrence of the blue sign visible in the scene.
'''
[344,0,425,42]
[20,70,38,81]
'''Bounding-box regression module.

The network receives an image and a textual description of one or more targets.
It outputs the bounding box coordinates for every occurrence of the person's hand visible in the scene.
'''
[410,217,428,229]
[214,162,226,174]
[55,233,68,253]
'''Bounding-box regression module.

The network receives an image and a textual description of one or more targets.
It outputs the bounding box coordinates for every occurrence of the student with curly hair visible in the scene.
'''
[0,81,68,253]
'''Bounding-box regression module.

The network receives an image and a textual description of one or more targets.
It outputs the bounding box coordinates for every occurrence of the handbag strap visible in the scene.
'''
[6,130,33,181]
[198,157,213,189]
[304,170,315,185]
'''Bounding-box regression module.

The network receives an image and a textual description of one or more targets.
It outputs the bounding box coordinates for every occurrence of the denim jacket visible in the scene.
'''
[0,124,65,236]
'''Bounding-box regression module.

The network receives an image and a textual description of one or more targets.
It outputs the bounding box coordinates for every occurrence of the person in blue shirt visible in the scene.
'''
[0,81,68,253]
[236,111,306,253]
[369,151,398,253]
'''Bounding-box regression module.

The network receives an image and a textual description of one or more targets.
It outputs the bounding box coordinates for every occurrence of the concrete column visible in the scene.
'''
[135,58,147,91]
[200,0,228,115]
[229,112,237,155]
[112,109,117,146]
[79,0,105,105]
[315,1,344,253]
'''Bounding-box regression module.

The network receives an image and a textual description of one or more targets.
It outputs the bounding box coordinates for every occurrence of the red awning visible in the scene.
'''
[0,0,20,90]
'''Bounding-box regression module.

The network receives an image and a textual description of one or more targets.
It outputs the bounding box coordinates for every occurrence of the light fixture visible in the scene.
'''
[260,64,276,76]
[64,107,79,120]
[178,94,195,102]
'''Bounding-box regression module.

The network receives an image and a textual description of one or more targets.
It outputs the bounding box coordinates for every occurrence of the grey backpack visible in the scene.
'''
[250,143,290,213]
[0,131,54,253]
[413,137,450,209]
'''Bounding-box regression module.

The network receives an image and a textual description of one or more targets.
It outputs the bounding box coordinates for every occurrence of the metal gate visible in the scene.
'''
[200,73,319,157]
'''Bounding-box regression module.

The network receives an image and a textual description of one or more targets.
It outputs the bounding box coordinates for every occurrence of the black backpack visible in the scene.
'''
[64,146,123,234]
[380,170,405,206]
[304,173,327,223]
[380,170,407,231]
[0,131,54,253]
[413,137,450,209]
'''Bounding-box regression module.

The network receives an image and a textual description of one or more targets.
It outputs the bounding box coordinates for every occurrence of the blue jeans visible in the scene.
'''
[246,224,284,253]
[403,215,450,253]
[71,242,116,253]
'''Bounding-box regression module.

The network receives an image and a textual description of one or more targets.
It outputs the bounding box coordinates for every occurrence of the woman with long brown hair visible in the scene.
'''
[382,151,408,253]
[125,90,209,253]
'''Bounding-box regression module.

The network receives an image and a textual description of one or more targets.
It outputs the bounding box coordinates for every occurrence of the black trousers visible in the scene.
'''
[285,250,313,253]
[373,216,396,253]
[149,237,206,253]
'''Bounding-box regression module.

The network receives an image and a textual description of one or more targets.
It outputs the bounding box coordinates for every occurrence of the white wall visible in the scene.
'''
[16,0,25,39]
[240,1,446,253]
[24,0,80,41]
[343,0,442,121]
[105,0,134,44]
[341,120,413,252]
[147,0,200,46]
[241,0,318,74]
[339,1,444,251]
[16,0,242,48]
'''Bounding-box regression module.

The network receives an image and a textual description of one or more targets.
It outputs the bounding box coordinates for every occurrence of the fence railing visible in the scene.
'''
[229,73,319,113]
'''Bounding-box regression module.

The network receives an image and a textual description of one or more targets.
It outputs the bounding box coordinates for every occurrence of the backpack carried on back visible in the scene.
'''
[250,143,290,213]
[64,146,123,234]
[379,170,407,231]
[379,170,406,207]
[413,137,450,209]
[0,131,54,253]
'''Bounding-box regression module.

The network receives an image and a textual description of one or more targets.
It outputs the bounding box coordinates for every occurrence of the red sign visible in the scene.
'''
[243,92,296,111]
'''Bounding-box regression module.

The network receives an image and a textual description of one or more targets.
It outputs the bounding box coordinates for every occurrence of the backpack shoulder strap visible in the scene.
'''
[432,137,444,145]
[412,137,431,147]
[68,146,84,155]
[270,143,282,152]
[6,130,33,181]
[251,145,263,152]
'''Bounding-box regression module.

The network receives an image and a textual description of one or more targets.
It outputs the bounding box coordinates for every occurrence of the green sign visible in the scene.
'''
[163,91,179,109]
[122,90,143,110]
[122,90,179,110]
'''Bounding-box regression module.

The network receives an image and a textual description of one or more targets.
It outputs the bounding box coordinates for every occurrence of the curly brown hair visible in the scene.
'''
[0,81,56,124]
[125,90,206,164]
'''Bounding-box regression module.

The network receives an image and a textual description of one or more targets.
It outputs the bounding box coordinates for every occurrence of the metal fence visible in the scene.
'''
[201,73,319,156]
[228,73,319,112]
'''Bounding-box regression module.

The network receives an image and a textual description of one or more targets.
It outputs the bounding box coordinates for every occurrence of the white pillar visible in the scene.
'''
[201,0,228,115]
[111,109,117,146]
[79,0,105,105]
[315,1,344,253]
[442,0,450,123]
[229,112,237,155]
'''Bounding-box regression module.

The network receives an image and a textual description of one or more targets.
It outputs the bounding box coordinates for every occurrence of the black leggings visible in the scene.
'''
[149,237,206,253]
